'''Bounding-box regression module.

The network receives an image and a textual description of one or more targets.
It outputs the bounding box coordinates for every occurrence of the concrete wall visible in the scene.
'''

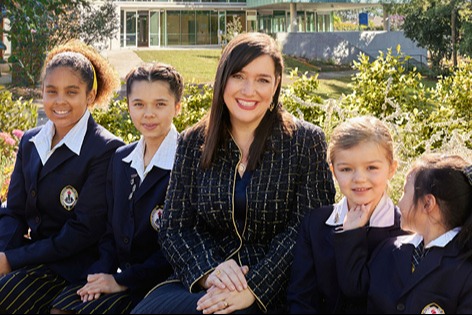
[277,31,428,66]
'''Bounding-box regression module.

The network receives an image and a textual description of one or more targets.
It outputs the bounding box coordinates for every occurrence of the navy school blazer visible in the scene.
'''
[287,204,407,314]
[0,115,124,282]
[335,229,472,313]
[85,142,173,298]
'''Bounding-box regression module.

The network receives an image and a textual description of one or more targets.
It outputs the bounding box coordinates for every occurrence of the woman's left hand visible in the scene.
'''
[196,285,256,314]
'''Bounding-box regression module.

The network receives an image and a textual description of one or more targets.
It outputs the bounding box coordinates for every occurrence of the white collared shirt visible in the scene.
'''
[400,227,461,249]
[122,124,179,183]
[326,193,395,227]
[31,110,90,165]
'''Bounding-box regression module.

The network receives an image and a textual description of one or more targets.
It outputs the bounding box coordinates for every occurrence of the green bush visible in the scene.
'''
[91,94,140,144]
[0,90,38,133]
[0,90,37,202]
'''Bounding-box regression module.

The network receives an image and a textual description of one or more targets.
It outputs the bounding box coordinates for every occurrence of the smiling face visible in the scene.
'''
[331,141,397,212]
[223,54,279,131]
[42,66,93,138]
[128,80,180,145]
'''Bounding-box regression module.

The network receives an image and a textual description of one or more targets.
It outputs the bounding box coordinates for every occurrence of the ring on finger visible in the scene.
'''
[215,269,221,276]
[223,300,228,308]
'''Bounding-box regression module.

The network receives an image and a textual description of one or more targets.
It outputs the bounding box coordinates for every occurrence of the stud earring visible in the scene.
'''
[269,102,275,112]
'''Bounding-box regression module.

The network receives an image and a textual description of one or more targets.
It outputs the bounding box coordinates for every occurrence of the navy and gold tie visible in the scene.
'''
[411,241,429,273]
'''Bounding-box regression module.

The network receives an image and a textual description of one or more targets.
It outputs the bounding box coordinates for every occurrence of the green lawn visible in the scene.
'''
[135,49,221,84]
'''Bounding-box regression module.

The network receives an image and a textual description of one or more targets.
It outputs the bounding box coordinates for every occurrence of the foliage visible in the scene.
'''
[398,0,472,73]
[282,69,326,126]
[91,94,140,144]
[0,90,37,133]
[4,0,118,87]
[174,83,213,132]
[220,16,243,45]
[0,88,34,203]
[0,129,23,201]
[343,46,429,118]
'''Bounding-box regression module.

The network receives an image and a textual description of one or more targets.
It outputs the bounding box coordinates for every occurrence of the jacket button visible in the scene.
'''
[35,216,40,224]
[123,237,129,244]
[31,190,36,197]
[396,303,405,311]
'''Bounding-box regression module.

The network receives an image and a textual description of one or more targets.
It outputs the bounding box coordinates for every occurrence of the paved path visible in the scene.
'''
[101,49,144,81]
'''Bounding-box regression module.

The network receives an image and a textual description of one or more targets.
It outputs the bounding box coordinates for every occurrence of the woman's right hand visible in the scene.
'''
[201,259,249,292]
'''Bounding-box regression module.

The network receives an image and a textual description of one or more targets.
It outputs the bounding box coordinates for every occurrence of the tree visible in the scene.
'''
[398,0,472,73]
[4,0,118,87]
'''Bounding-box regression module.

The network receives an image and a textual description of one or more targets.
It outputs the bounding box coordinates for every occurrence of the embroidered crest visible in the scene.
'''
[60,185,78,211]
[421,303,445,314]
[150,205,164,231]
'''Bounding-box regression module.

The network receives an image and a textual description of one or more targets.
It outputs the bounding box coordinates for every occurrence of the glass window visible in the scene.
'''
[126,11,137,47]
[150,11,159,46]
[167,11,181,45]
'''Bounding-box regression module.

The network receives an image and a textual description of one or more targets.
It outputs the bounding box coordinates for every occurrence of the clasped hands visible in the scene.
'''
[196,259,255,314]
[76,273,127,302]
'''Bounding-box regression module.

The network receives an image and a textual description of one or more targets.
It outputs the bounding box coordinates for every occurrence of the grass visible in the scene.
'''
[135,49,221,84]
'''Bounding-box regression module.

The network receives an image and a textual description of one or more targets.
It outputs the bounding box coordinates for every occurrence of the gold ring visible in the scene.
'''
[215,269,221,276]
[223,300,228,308]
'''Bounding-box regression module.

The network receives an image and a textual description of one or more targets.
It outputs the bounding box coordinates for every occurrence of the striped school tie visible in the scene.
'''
[411,241,429,273]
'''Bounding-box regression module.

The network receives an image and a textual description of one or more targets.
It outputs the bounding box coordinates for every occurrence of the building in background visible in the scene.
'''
[108,0,392,48]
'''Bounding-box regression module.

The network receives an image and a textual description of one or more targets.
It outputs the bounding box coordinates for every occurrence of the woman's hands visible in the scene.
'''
[77,273,127,302]
[196,259,254,313]
[197,285,255,314]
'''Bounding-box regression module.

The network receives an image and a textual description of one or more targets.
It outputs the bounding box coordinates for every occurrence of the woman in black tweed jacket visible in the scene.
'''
[131,32,335,314]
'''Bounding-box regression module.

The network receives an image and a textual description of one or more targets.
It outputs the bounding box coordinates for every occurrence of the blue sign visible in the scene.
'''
[359,12,368,26]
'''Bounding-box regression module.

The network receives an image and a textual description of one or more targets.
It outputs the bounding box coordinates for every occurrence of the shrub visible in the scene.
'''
[0,129,24,203]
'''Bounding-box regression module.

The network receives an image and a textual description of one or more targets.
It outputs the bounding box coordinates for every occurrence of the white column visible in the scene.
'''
[290,3,298,32]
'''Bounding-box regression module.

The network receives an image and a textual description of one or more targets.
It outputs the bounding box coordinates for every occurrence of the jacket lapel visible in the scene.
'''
[400,242,458,297]
[39,145,75,180]
[133,167,168,201]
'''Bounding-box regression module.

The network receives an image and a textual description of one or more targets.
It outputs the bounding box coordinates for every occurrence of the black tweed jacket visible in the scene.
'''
[160,117,336,312]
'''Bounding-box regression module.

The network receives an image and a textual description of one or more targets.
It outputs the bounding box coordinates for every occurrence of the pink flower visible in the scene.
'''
[12,129,24,139]
[0,132,8,141]
[0,132,16,146]
[4,137,15,146]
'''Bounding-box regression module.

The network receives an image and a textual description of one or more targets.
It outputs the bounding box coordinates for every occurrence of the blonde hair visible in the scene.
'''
[42,39,120,108]
[328,116,395,165]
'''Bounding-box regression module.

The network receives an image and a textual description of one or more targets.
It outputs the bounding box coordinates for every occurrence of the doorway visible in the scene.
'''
[138,11,149,47]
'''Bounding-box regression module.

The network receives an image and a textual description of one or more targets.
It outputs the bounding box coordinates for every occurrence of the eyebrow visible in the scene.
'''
[130,97,170,102]
[44,84,80,89]
[335,160,384,166]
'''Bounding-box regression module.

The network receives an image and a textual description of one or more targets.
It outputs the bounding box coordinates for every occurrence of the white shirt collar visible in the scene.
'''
[30,110,90,165]
[326,193,395,227]
[122,124,178,183]
[400,227,461,249]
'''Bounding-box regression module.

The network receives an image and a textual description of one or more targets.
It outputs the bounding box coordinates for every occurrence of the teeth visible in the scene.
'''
[55,110,69,114]
[238,100,256,107]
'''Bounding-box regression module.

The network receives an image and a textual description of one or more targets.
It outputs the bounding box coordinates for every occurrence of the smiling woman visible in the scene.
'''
[131,32,336,315]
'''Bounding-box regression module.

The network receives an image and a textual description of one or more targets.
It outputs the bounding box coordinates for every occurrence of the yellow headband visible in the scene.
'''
[91,63,98,92]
